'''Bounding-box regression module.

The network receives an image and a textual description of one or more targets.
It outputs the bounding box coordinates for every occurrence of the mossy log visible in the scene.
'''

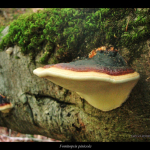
[0,43,150,141]
[0,9,150,141]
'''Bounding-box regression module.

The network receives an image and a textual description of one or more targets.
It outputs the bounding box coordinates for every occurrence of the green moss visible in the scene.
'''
[0,26,5,38]
[0,8,149,65]
[15,56,20,59]
[0,26,5,32]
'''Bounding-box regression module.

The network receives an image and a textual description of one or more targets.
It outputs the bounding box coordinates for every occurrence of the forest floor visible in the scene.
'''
[0,127,61,142]
[0,8,44,28]
[0,8,61,142]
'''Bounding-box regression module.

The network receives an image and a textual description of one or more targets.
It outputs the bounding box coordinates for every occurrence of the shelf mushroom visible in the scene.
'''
[0,94,13,113]
[33,46,140,111]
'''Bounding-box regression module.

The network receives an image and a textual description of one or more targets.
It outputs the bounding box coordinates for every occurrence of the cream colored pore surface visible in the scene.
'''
[33,67,140,111]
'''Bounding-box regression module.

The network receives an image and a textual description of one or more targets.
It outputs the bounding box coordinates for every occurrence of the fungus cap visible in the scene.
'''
[0,94,13,113]
[33,46,140,111]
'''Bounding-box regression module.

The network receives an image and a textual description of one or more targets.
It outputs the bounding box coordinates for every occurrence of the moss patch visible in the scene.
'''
[0,26,5,38]
[0,8,150,65]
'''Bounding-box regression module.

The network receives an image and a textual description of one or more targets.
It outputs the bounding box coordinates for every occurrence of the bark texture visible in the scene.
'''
[0,27,150,142]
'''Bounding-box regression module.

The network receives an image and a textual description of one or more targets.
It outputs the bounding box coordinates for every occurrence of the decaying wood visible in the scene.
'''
[0,26,150,142]
[0,134,60,142]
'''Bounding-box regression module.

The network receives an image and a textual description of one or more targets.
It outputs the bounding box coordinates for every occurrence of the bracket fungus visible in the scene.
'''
[33,46,140,111]
[0,94,13,113]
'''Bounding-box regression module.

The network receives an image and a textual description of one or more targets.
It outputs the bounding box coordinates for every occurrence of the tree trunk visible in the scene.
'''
[0,27,150,142]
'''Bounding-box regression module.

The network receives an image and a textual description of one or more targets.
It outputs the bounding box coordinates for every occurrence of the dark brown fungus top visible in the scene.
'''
[43,46,134,76]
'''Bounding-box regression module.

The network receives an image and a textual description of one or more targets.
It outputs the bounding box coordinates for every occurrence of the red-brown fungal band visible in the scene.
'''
[43,64,54,69]
[89,50,97,58]
[42,47,135,76]
[51,64,134,76]
[43,64,135,76]
[89,46,118,58]
[0,103,10,106]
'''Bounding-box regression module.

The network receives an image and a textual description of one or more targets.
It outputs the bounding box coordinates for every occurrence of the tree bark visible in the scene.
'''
[0,27,150,142]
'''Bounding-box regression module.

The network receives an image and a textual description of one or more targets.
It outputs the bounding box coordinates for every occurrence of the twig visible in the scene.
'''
[8,129,11,137]
[125,16,130,32]
[0,8,8,19]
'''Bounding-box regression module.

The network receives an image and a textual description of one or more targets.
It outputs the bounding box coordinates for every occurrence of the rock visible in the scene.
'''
[5,47,13,55]
[0,26,9,42]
